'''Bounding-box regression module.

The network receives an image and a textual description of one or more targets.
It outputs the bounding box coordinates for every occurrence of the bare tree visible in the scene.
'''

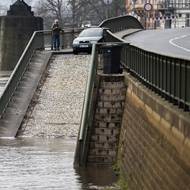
[25,0,32,4]
[46,0,64,23]
[35,1,53,29]
[67,0,81,27]
[35,0,126,28]
[79,0,106,23]
[68,0,126,26]
[35,0,65,28]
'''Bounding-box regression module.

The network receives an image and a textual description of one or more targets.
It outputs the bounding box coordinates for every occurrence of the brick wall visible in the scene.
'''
[87,74,126,164]
[119,73,190,190]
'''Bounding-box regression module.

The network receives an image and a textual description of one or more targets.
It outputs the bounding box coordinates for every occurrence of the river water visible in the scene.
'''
[0,56,117,189]
[0,137,117,190]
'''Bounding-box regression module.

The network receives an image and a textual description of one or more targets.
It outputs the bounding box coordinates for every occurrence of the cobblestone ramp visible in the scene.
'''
[19,54,90,138]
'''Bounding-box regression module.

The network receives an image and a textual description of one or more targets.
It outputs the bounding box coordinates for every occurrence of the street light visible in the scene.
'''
[131,0,137,16]
[103,0,113,18]
[164,0,172,28]
[144,2,153,29]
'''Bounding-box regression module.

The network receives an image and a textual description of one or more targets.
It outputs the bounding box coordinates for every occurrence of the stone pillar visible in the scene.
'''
[0,0,43,70]
[87,74,126,164]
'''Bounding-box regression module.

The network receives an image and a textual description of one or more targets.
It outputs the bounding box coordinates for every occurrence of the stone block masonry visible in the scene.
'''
[87,74,126,164]
[0,0,43,70]
[119,72,190,190]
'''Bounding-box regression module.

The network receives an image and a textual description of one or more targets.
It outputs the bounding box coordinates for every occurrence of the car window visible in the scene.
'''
[79,28,103,37]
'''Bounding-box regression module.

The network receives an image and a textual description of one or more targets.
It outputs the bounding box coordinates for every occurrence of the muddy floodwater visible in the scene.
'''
[0,55,117,189]
[0,138,117,190]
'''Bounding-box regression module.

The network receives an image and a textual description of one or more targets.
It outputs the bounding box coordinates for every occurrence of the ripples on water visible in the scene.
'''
[0,138,117,190]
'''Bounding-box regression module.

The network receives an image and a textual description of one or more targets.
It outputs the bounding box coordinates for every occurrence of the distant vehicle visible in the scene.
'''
[81,20,92,28]
[72,27,106,54]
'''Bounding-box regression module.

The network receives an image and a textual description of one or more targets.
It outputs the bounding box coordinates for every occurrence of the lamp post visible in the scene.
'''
[131,0,137,16]
[103,0,113,19]
[144,2,153,29]
[164,0,172,29]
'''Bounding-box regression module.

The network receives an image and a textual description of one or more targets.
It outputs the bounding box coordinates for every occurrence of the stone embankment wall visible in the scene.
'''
[119,73,190,189]
[0,1,43,71]
[0,16,43,70]
[87,74,126,164]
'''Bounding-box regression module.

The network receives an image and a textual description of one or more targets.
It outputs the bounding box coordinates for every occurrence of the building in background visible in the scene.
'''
[158,0,190,28]
[125,0,190,29]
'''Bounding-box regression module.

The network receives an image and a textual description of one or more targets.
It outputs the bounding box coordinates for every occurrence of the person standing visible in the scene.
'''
[51,19,62,50]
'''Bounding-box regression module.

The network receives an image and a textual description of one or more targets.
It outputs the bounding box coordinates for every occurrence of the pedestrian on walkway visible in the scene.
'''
[51,19,62,50]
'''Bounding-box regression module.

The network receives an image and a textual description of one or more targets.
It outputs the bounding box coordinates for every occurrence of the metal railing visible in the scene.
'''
[75,17,190,167]
[74,44,100,167]
[0,31,43,118]
[100,16,190,110]
[121,44,190,111]
[0,28,82,118]
[43,28,82,50]
[75,15,190,167]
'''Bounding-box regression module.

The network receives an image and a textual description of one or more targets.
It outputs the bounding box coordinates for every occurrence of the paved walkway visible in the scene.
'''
[123,27,190,60]
[19,54,90,138]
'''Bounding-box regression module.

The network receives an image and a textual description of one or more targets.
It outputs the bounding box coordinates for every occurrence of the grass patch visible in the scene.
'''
[107,163,128,190]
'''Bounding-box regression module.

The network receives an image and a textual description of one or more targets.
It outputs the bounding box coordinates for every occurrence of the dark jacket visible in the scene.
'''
[52,23,62,35]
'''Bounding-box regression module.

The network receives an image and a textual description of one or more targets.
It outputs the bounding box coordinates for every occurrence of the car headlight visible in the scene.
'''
[90,41,97,44]
[73,40,79,45]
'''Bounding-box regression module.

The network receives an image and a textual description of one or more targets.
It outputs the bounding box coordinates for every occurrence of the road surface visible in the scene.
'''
[124,27,190,60]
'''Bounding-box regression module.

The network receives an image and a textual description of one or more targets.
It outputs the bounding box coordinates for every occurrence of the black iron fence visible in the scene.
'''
[99,15,190,111]
[74,41,190,167]
[121,44,190,111]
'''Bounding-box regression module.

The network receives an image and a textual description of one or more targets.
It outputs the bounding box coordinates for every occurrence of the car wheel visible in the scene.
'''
[87,49,92,54]
[73,50,78,55]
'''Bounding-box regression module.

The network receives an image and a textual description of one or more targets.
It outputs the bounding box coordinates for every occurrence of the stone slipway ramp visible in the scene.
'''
[19,55,90,138]
[0,51,51,137]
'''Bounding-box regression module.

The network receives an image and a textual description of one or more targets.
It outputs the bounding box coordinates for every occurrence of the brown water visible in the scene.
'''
[0,55,117,189]
[0,137,117,190]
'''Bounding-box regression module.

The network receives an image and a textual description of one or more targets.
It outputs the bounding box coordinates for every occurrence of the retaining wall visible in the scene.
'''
[119,72,190,189]
[0,16,43,70]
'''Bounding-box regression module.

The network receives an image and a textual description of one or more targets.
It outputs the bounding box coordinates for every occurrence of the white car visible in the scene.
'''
[72,27,105,54]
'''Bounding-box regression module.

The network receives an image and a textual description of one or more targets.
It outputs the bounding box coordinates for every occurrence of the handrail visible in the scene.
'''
[75,44,99,166]
[100,17,190,111]
[0,28,83,118]
[79,44,98,140]
[121,44,190,111]
[74,18,190,166]
[0,31,44,117]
